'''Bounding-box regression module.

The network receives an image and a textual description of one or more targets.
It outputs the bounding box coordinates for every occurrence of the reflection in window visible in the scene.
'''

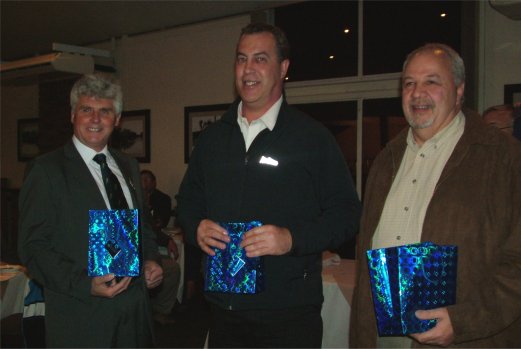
[275,1,462,80]
[363,1,461,75]
[275,1,358,81]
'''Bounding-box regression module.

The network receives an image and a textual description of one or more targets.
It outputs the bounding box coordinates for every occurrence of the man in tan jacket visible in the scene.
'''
[350,43,521,347]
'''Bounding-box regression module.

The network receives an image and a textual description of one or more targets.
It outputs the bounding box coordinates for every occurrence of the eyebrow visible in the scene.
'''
[403,73,441,80]
[236,51,270,57]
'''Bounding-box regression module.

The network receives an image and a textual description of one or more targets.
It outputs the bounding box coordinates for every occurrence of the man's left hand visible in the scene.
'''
[410,307,454,347]
[144,260,163,289]
[240,224,292,257]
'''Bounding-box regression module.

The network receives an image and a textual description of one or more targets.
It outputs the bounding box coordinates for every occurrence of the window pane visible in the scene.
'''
[362,97,406,194]
[275,1,358,81]
[294,100,358,258]
[294,101,358,180]
[363,1,461,75]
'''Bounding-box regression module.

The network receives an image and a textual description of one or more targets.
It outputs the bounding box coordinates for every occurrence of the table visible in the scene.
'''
[161,227,185,303]
[321,257,356,348]
[1,264,28,320]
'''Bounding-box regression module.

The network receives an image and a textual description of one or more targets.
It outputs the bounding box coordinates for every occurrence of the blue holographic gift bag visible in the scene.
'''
[204,221,264,294]
[366,242,457,336]
[88,209,140,277]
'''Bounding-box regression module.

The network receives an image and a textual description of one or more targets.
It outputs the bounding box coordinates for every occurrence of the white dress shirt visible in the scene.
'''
[237,96,282,151]
[72,136,134,209]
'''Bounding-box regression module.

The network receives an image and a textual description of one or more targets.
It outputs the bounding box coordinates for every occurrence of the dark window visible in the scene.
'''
[294,101,358,180]
[275,1,462,80]
[362,98,406,192]
[363,1,461,75]
[275,1,358,81]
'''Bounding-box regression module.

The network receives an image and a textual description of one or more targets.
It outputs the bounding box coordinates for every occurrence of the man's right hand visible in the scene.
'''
[196,219,230,256]
[91,274,131,298]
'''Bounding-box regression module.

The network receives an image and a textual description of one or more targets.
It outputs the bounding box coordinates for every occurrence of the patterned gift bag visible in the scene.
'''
[366,242,457,335]
[204,221,264,294]
[88,209,140,277]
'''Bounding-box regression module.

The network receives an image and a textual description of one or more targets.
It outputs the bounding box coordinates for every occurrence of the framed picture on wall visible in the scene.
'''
[110,109,151,163]
[17,118,40,161]
[504,83,521,106]
[184,103,229,163]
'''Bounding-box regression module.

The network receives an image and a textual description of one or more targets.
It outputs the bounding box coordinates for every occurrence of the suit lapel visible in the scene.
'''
[63,141,107,209]
[109,149,139,208]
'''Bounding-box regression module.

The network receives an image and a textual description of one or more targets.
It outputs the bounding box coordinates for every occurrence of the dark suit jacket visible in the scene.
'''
[18,140,160,348]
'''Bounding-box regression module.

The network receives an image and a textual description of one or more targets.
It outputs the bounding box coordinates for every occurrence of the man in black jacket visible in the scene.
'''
[176,23,361,348]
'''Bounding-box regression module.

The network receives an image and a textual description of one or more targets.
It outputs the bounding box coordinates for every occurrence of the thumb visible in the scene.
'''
[100,273,116,283]
[415,309,433,320]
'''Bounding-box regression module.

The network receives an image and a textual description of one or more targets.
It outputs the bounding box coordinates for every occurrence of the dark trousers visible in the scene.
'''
[208,304,323,348]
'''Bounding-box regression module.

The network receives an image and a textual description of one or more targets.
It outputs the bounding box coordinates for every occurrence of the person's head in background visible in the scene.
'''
[482,104,514,135]
[141,170,157,195]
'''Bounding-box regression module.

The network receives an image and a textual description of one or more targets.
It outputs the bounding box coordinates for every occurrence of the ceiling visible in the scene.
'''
[1,1,297,62]
[2,0,520,64]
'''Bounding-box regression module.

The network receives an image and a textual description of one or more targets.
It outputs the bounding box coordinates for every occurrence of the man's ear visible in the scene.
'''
[456,83,465,106]
[280,59,290,80]
[115,114,121,126]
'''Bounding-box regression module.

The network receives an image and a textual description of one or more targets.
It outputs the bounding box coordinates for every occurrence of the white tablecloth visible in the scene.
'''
[1,265,28,319]
[173,236,184,303]
[161,227,185,303]
[321,258,356,348]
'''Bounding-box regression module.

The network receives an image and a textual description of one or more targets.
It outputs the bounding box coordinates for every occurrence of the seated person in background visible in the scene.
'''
[482,104,515,135]
[141,170,181,325]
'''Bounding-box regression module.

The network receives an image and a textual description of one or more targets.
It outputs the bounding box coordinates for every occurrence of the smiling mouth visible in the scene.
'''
[87,127,102,132]
[412,105,431,111]
[244,81,259,87]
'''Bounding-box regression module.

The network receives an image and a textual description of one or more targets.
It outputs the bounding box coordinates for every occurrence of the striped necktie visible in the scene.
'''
[93,153,129,209]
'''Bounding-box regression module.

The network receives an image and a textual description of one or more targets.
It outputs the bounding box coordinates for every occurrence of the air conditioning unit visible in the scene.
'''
[1,52,94,74]
[0,43,114,82]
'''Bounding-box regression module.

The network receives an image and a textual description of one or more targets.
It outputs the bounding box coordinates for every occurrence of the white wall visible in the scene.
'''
[0,15,249,201]
[115,15,249,200]
[481,2,521,112]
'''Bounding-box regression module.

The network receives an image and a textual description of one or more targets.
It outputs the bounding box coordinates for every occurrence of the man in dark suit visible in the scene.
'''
[176,22,361,348]
[18,73,163,348]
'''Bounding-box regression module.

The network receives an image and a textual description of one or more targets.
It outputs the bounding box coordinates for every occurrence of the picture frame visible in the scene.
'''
[110,109,151,163]
[17,118,40,161]
[504,83,521,106]
[184,103,229,163]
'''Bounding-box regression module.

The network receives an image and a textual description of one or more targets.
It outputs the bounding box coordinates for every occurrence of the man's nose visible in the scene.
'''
[412,84,424,97]
[244,59,255,73]
[90,110,102,122]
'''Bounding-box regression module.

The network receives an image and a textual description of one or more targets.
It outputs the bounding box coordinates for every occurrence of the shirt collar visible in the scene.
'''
[72,135,109,164]
[407,110,465,151]
[237,96,283,131]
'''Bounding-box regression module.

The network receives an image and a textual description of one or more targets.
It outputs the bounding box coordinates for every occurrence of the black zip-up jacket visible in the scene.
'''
[176,98,361,310]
